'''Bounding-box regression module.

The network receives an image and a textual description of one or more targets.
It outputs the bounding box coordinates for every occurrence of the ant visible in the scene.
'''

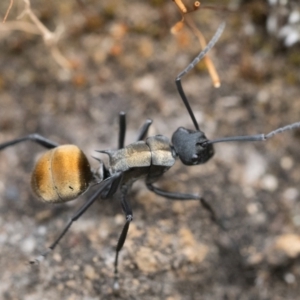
[0,22,299,290]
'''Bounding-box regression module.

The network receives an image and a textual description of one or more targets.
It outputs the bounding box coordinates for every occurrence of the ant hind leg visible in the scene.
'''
[113,185,134,292]
[0,133,59,150]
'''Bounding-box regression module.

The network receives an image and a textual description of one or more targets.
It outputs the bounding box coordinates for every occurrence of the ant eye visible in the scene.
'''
[196,141,207,148]
[192,154,198,162]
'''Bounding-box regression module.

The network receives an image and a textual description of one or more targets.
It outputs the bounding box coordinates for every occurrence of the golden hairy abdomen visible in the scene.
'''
[31,145,92,203]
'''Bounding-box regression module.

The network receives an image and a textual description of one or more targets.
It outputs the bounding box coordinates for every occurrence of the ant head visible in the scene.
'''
[171,127,214,166]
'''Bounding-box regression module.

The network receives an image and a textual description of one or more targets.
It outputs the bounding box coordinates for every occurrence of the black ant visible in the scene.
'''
[0,22,299,289]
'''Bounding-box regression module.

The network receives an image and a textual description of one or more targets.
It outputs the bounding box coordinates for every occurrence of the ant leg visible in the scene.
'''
[146,182,225,230]
[30,172,123,264]
[113,185,133,291]
[0,133,59,150]
[118,112,126,149]
[136,119,153,141]
[118,111,152,147]
[147,182,201,200]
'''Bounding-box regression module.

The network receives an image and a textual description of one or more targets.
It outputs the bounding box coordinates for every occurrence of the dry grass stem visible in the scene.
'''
[2,0,72,70]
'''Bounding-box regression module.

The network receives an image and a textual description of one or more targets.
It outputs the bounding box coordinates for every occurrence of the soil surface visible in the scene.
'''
[0,1,300,299]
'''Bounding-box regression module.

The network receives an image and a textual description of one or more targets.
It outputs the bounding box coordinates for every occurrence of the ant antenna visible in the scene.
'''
[176,22,225,131]
[205,122,300,145]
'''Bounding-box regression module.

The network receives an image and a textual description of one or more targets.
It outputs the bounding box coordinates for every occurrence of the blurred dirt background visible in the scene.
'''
[0,0,300,299]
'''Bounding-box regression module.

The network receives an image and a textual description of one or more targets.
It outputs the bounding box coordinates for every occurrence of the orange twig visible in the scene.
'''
[172,0,221,88]
[3,0,14,23]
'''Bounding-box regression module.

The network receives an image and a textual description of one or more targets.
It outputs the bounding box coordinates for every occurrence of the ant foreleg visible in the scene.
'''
[146,182,225,230]
[0,133,59,150]
[147,182,201,200]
